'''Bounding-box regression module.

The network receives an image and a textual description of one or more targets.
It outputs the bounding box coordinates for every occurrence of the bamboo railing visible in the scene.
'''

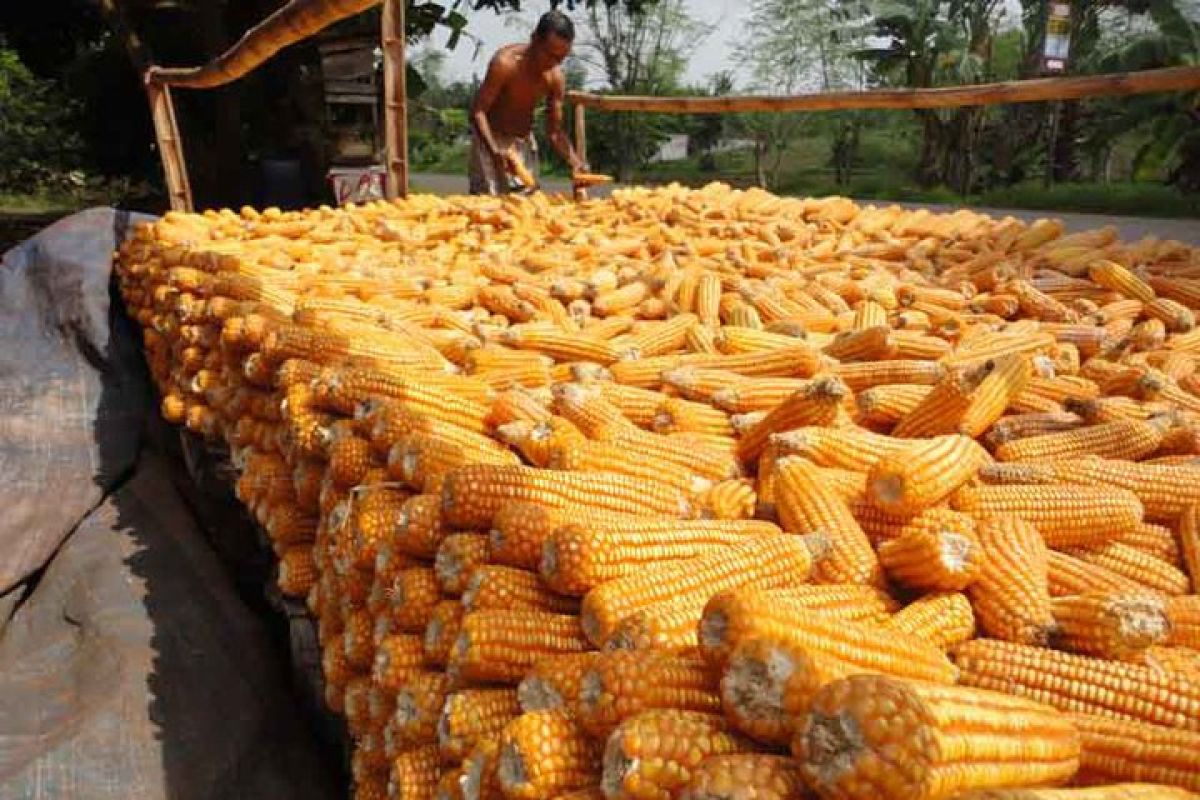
[567,65,1200,165]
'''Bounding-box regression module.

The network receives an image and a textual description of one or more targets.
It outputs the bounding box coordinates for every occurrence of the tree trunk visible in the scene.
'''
[753,135,767,188]
[916,111,943,187]
[1051,100,1081,184]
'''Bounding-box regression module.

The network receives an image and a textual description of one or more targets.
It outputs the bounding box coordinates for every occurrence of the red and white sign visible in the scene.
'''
[328,165,387,205]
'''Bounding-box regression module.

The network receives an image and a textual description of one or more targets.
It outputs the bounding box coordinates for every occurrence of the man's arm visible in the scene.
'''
[545,70,586,173]
[471,53,517,175]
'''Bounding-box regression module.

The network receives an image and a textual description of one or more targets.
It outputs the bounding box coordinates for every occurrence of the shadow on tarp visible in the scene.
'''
[0,208,339,799]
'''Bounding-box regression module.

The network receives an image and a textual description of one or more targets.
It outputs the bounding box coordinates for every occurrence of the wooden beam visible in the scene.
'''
[97,0,193,211]
[567,65,1200,114]
[381,0,408,199]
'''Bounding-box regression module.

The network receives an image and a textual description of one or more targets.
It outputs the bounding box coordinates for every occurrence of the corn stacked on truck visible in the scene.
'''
[115,183,1200,800]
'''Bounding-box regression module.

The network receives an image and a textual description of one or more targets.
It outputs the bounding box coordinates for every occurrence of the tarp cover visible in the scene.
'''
[0,209,339,799]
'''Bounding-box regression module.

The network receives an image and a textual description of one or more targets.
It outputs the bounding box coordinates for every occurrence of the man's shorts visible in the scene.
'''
[468,129,539,195]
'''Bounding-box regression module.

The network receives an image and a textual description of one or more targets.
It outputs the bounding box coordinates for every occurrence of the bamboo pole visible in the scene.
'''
[567,65,1200,114]
[382,0,408,199]
[146,81,195,212]
[574,102,588,167]
[97,0,193,211]
[148,0,381,89]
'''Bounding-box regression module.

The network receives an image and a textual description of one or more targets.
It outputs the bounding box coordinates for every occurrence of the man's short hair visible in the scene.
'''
[534,10,575,42]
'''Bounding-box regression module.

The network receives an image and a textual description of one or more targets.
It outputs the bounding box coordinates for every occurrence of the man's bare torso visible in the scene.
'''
[483,43,559,138]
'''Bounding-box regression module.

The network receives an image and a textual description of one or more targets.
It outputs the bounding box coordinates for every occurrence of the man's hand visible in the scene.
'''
[491,150,512,185]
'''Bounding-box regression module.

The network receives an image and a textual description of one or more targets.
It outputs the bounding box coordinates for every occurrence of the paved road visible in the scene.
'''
[410,172,1200,245]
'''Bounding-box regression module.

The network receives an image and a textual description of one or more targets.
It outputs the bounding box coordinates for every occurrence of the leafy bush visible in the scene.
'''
[0,47,84,193]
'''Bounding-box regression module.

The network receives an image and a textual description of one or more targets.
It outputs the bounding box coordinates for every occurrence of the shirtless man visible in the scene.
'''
[468,11,587,194]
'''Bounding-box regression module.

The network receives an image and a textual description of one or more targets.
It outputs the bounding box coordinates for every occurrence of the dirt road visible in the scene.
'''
[410,172,1199,245]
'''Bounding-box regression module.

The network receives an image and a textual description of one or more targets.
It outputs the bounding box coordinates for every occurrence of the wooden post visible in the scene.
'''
[574,102,588,167]
[382,0,408,199]
[146,81,195,211]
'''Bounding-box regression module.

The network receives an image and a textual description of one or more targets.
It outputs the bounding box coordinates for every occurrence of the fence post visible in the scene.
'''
[574,102,588,167]
[382,0,408,199]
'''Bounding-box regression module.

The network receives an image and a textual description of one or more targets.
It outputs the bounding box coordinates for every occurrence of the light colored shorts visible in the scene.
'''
[468,128,539,195]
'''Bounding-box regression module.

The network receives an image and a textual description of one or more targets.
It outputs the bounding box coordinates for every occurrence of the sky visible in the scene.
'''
[433,0,747,88]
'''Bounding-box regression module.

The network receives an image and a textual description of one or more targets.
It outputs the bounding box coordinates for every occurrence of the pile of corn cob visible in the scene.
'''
[115,183,1200,800]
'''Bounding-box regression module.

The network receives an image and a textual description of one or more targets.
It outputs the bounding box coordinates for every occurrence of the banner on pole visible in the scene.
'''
[1043,1,1071,72]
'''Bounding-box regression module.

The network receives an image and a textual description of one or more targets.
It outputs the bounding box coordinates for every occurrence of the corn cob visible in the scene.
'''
[540,518,780,595]
[734,376,850,463]
[1050,592,1170,661]
[394,494,447,559]
[601,711,752,800]
[697,479,758,520]
[435,533,490,596]
[701,585,955,679]
[390,672,453,751]
[517,652,601,713]
[774,457,883,586]
[1180,503,1200,591]
[441,464,692,529]
[1089,260,1156,303]
[576,649,721,736]
[546,438,713,497]
[1066,543,1189,596]
[854,383,931,428]
[984,412,1089,450]
[423,600,464,668]
[953,638,1200,731]
[1141,645,1200,681]
[388,744,441,800]
[886,591,976,649]
[435,768,465,800]
[1069,714,1200,793]
[1047,550,1146,597]
[952,484,1143,549]
[712,378,819,413]
[449,610,590,685]
[793,675,1080,800]
[495,710,601,800]
[502,325,620,365]
[439,690,522,771]
[1117,522,1182,567]
[771,426,910,472]
[383,567,441,632]
[674,755,804,800]
[580,533,816,646]
[462,565,579,614]
[1165,594,1199,649]
[968,515,1057,646]
[868,435,990,516]
[877,509,984,592]
[996,419,1165,462]
[372,633,426,693]
[488,503,620,571]
[833,359,944,391]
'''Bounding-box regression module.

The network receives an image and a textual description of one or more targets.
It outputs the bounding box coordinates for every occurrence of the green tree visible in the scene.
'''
[1077,0,1200,190]
[734,0,874,188]
[689,71,734,172]
[0,47,84,192]
[577,0,708,181]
